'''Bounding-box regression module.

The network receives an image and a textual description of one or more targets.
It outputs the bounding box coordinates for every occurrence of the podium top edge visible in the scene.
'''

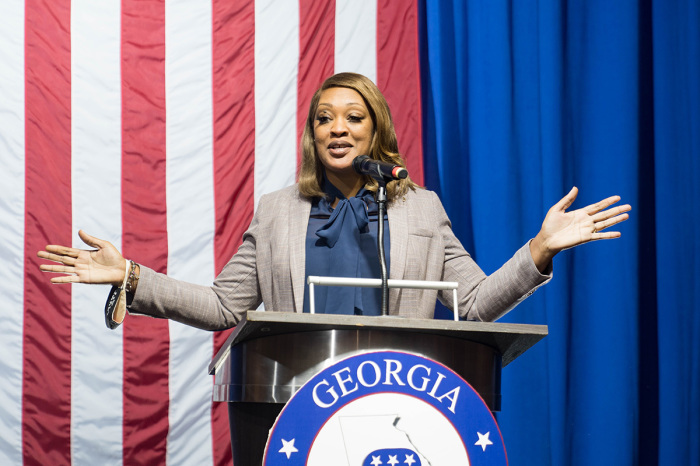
[209,311,548,374]
[242,310,548,334]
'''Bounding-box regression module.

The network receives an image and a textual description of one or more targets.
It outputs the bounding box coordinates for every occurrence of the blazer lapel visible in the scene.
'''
[289,191,311,313]
[388,195,408,311]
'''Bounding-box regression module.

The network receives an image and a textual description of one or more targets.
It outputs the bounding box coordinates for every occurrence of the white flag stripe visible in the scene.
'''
[254,0,300,207]
[165,0,216,464]
[70,1,125,464]
[334,0,377,82]
[0,0,25,463]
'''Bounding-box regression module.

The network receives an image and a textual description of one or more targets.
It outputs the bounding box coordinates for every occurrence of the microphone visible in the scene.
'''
[352,155,408,181]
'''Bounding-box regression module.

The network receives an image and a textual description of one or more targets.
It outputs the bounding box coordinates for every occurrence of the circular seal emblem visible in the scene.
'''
[263,350,507,465]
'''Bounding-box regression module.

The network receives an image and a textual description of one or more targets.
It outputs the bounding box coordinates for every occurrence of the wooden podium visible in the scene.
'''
[208,311,547,464]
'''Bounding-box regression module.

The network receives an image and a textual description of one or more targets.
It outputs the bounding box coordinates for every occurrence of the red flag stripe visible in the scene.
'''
[120,1,170,463]
[297,0,336,165]
[211,0,257,463]
[22,0,72,463]
[376,0,424,185]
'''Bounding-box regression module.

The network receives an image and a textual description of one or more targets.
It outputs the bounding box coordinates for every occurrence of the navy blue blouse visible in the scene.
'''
[302,178,390,316]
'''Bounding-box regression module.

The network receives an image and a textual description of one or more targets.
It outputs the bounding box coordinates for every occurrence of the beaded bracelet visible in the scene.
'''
[125,260,139,294]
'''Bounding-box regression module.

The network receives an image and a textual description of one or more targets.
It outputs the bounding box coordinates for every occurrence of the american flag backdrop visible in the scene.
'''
[0,0,425,464]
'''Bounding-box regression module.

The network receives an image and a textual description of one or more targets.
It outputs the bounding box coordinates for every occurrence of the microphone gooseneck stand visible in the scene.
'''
[354,155,408,317]
[375,181,389,316]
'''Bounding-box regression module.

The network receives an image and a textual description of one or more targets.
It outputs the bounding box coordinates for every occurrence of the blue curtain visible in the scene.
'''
[418,1,699,465]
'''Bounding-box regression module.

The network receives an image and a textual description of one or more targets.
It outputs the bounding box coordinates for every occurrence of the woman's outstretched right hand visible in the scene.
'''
[38,230,127,286]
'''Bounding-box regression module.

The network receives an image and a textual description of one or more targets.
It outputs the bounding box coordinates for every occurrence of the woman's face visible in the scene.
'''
[313,87,374,182]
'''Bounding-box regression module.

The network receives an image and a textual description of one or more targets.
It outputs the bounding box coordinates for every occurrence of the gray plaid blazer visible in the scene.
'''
[129,185,550,329]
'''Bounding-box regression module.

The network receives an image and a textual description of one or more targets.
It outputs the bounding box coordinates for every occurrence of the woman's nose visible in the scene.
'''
[330,119,348,136]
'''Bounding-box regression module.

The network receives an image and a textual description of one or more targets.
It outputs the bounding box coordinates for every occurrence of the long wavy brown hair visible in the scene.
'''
[297,72,419,201]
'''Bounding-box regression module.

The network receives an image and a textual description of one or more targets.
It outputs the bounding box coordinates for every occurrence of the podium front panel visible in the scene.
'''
[213,328,502,411]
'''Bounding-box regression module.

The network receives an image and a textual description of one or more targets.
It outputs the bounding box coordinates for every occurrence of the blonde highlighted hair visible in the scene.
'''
[297,72,418,200]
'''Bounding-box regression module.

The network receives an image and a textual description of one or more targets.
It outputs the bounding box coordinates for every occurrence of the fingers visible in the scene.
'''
[553,186,579,212]
[39,263,76,274]
[588,198,631,236]
[591,203,632,223]
[38,230,107,264]
[49,274,81,284]
[593,213,630,233]
[592,231,622,240]
[39,262,81,285]
[43,244,80,258]
[584,195,623,215]
[37,249,78,283]
[37,250,77,265]
[588,199,631,239]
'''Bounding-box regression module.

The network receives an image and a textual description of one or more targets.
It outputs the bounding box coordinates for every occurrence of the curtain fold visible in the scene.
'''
[420,1,699,464]
[652,1,700,465]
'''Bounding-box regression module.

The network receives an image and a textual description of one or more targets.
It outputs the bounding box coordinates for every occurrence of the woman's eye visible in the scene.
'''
[316,115,330,124]
[348,115,364,122]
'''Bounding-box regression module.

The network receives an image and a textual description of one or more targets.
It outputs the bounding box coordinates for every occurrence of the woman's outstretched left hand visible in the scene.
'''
[37,230,127,286]
[530,187,631,272]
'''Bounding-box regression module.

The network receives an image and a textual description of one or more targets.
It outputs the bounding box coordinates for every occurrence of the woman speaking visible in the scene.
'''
[38,73,630,329]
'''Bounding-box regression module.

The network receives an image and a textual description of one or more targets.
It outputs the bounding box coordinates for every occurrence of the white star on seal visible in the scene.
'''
[387,454,399,465]
[404,453,417,465]
[370,455,383,465]
[279,438,298,459]
[475,431,493,451]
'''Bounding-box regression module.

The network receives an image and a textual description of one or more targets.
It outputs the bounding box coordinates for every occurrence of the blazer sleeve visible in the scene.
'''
[432,191,552,321]
[127,196,268,330]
